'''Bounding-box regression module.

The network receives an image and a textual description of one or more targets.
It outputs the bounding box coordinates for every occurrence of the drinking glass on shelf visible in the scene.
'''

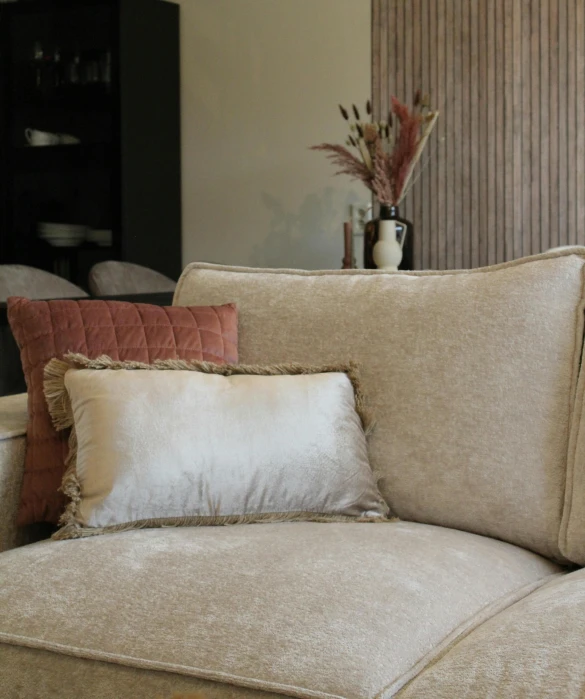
[100,50,112,90]
[32,41,43,89]
[83,50,100,84]
[66,50,81,85]
[32,41,57,94]
[54,47,62,86]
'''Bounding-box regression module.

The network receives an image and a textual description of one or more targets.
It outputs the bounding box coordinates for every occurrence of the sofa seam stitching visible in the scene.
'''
[376,571,565,699]
[0,633,343,699]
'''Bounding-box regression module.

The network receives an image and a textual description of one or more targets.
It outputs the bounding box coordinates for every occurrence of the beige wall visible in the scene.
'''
[174,0,371,270]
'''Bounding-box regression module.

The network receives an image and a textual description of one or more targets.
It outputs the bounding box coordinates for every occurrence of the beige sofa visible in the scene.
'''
[2,250,585,698]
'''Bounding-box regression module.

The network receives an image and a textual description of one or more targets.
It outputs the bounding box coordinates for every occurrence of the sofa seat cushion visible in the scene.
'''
[396,568,585,698]
[0,393,27,441]
[0,393,27,553]
[0,645,293,699]
[0,522,562,699]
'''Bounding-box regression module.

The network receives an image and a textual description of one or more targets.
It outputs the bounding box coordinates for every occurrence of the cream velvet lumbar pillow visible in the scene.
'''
[44,354,389,539]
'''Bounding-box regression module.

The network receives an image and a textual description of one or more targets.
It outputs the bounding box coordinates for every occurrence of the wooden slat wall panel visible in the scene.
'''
[436,0,446,268]
[419,0,430,269]
[558,0,567,247]
[485,3,494,262]
[372,0,585,269]
[549,0,559,250]
[521,0,531,255]
[495,0,505,264]
[578,1,585,242]
[470,0,480,267]
[429,0,439,268]
[530,1,541,257]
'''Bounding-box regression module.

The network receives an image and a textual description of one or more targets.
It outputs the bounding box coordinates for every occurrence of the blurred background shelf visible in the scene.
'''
[11,143,113,172]
[0,0,182,290]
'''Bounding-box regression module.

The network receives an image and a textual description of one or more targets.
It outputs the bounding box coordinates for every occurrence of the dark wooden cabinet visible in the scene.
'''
[0,0,181,289]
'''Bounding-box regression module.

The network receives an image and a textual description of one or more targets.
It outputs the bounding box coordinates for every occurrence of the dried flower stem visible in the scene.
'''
[357,138,373,171]
[397,110,439,204]
[400,146,437,202]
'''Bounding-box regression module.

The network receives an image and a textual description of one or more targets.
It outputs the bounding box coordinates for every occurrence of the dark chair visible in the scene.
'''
[88,261,176,296]
[0,264,87,302]
[0,265,87,396]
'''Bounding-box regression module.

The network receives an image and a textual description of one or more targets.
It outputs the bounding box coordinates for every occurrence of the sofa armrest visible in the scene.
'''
[0,394,28,552]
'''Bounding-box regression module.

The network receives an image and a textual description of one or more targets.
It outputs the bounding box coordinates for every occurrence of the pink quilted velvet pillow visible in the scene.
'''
[8,297,238,526]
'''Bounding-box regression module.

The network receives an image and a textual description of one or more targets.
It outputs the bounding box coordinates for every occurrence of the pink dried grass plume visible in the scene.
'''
[310,143,372,185]
[312,93,438,205]
[389,96,422,202]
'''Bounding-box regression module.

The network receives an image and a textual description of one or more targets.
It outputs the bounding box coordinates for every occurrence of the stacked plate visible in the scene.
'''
[87,228,113,247]
[38,222,87,247]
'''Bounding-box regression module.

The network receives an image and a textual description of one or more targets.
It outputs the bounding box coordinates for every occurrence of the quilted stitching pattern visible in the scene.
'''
[7,298,238,526]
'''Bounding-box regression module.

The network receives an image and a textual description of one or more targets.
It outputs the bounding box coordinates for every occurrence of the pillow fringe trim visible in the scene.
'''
[57,353,374,435]
[43,354,384,540]
[52,512,396,540]
[43,358,75,431]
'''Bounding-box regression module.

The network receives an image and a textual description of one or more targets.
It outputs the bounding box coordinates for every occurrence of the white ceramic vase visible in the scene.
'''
[373,219,403,271]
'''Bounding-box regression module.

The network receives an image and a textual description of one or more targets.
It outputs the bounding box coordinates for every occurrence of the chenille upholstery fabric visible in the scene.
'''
[0,393,28,440]
[0,394,27,552]
[396,567,585,698]
[173,251,585,562]
[45,356,387,538]
[0,646,292,699]
[7,298,238,526]
[0,523,562,699]
[561,338,585,564]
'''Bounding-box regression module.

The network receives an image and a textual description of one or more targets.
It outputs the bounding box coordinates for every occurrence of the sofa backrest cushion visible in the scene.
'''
[174,251,585,563]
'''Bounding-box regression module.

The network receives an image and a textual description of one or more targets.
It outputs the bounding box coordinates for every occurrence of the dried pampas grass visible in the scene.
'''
[312,92,439,206]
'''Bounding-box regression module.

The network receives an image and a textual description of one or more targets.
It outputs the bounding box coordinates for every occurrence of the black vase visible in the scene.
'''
[364,204,413,270]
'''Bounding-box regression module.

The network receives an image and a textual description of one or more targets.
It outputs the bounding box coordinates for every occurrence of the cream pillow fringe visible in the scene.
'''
[44,353,392,540]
